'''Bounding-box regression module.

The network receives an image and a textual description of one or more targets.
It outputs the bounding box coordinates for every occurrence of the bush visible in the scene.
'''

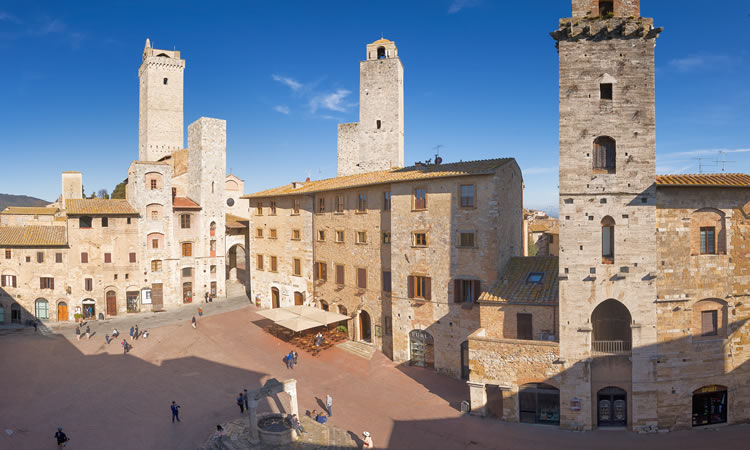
[336,325,347,333]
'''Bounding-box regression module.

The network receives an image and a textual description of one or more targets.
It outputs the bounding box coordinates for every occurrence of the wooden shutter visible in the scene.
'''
[336,265,344,284]
[129,252,137,263]
[81,252,88,263]
[408,276,414,298]
[424,277,431,300]
[322,263,327,281]
[358,268,367,289]
[314,263,319,280]
[701,310,717,336]
[454,280,461,303]
[1,276,4,287]
[104,253,112,263]
[12,276,17,288]
[473,280,481,302]
[517,314,533,340]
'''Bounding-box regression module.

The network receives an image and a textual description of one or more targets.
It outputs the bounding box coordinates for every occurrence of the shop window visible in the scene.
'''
[519,384,560,426]
[692,385,728,427]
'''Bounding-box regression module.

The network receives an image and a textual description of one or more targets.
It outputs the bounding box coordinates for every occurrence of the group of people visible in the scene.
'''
[74,325,91,341]
[235,389,250,413]
[283,350,299,369]
[314,332,325,347]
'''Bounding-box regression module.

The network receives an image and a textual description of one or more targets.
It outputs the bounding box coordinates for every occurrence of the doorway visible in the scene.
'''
[692,385,727,427]
[0,305,5,324]
[486,385,504,418]
[597,387,627,427]
[106,291,117,316]
[57,302,68,321]
[82,300,96,319]
[519,384,560,425]
[271,287,280,309]
[151,283,163,309]
[294,292,304,306]
[409,329,435,368]
[126,291,139,313]
[11,303,21,324]
[359,310,372,342]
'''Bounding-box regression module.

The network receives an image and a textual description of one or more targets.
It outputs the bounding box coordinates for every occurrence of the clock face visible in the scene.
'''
[226,198,235,207]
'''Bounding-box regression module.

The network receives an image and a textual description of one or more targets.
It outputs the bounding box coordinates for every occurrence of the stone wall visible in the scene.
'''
[336,123,359,178]
[479,302,557,341]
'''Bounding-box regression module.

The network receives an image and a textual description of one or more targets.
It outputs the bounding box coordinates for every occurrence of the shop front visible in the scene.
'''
[692,385,727,427]
[519,383,560,425]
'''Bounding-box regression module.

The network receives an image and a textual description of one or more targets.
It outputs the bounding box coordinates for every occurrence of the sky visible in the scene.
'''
[0,0,748,215]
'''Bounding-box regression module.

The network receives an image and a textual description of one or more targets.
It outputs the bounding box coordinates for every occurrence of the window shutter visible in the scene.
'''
[130,252,136,263]
[408,276,414,298]
[314,264,319,280]
[473,280,481,302]
[454,280,461,303]
[81,252,88,263]
[424,277,431,300]
[51,278,54,290]
[1,276,4,287]
[322,263,327,281]
[13,276,17,288]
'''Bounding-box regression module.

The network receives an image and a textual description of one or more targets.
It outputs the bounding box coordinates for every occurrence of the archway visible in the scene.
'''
[106,290,117,316]
[35,298,49,320]
[227,244,247,282]
[597,386,627,427]
[82,299,96,319]
[519,384,560,425]
[592,299,632,354]
[359,310,372,342]
[294,292,304,306]
[692,385,727,427]
[11,303,21,324]
[409,329,434,368]
[57,301,68,321]
[271,287,280,309]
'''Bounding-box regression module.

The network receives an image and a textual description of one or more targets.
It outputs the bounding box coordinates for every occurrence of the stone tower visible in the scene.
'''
[337,38,404,177]
[138,38,185,162]
[553,0,662,430]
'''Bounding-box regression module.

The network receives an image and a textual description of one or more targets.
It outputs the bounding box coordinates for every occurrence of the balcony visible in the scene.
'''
[592,340,631,356]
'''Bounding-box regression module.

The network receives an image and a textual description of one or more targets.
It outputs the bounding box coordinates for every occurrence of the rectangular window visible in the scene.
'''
[602,225,614,260]
[517,313,533,340]
[335,264,345,285]
[256,254,264,270]
[25,256,30,263]
[700,227,716,255]
[270,201,277,215]
[335,195,344,213]
[293,258,302,276]
[454,279,481,303]
[127,218,132,225]
[181,243,192,257]
[1,275,17,288]
[256,228,264,238]
[413,232,428,247]
[357,193,367,212]
[408,275,431,300]
[79,217,92,229]
[40,277,54,290]
[382,232,391,244]
[256,202,263,215]
[270,256,278,272]
[383,192,391,211]
[701,310,718,337]
[129,252,136,263]
[458,232,476,248]
[81,252,88,263]
[152,238,159,249]
[104,253,112,263]
[315,262,327,281]
[414,188,427,210]
[460,184,475,208]
[356,231,368,244]
[182,267,192,277]
[151,260,162,272]
[37,251,44,263]
[600,83,613,100]
[292,199,300,215]
[150,179,157,190]
[84,278,93,291]
[151,210,158,221]
[270,229,278,239]
[180,214,191,229]
[382,271,392,293]
[102,217,108,227]
[292,229,301,241]
[4,249,10,259]
[318,198,326,213]
[318,230,325,241]
[55,253,62,263]
[335,231,345,243]
[210,240,216,257]
[357,268,367,289]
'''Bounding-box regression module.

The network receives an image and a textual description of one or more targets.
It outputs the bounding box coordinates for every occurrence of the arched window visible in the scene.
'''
[592,299,632,355]
[593,137,616,173]
[210,221,216,237]
[691,208,726,255]
[35,298,49,320]
[377,46,386,59]
[601,216,615,263]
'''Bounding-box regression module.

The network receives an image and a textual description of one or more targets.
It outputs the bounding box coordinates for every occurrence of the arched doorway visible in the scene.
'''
[409,329,434,368]
[592,299,632,355]
[519,384,560,425]
[597,387,627,427]
[35,298,49,320]
[294,292,304,306]
[11,303,21,324]
[271,287,280,309]
[182,282,192,303]
[106,291,117,316]
[57,302,68,321]
[82,299,96,319]
[319,300,329,311]
[692,385,727,427]
[359,310,372,342]
[227,244,247,282]
[460,341,470,380]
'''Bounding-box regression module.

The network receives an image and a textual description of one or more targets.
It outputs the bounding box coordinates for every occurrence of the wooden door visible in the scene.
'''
[57,302,68,321]
[486,385,504,418]
[151,283,163,309]
[106,291,117,316]
[271,288,280,309]
[210,281,217,297]
[359,311,372,342]
[294,292,304,306]
[517,313,533,340]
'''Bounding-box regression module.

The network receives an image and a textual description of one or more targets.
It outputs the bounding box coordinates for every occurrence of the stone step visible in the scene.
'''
[335,340,376,360]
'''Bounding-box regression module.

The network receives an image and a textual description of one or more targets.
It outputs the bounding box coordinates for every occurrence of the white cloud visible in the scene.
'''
[273,105,290,115]
[310,89,352,113]
[523,167,557,175]
[660,148,750,158]
[448,0,481,14]
[272,74,303,91]
[668,54,733,72]
[0,11,21,23]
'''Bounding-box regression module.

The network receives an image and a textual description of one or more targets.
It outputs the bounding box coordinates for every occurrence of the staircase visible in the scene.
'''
[336,340,376,360]
[226,281,249,301]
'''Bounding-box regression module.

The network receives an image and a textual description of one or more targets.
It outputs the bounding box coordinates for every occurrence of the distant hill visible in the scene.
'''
[0,193,51,212]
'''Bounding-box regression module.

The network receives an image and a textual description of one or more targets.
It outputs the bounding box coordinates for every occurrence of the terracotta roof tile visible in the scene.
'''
[65,199,138,216]
[656,173,750,187]
[1,207,58,215]
[0,225,67,247]
[225,213,248,228]
[173,197,201,210]
[528,224,549,233]
[243,158,514,199]
[480,257,558,305]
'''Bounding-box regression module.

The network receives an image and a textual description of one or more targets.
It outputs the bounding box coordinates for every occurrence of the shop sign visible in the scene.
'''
[141,288,152,305]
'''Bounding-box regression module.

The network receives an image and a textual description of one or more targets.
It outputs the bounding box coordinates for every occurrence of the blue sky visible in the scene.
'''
[0,1,748,214]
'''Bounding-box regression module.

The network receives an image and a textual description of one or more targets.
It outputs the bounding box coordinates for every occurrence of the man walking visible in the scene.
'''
[326,394,333,417]
[205,292,209,303]
[54,427,69,449]
[191,315,197,329]
[134,324,139,340]
[122,339,129,355]
[287,350,295,369]
[243,389,249,411]
[171,401,181,423]
[75,327,81,341]
[237,392,245,413]
[85,325,91,340]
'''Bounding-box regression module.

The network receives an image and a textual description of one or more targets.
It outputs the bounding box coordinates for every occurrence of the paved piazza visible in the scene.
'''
[1,295,748,449]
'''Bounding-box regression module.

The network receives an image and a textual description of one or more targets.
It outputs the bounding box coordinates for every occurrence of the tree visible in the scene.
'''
[111,179,128,199]
[528,240,538,257]
[97,189,109,199]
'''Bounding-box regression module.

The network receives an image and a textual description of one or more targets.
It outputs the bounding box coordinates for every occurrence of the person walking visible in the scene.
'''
[326,394,333,417]
[204,292,209,303]
[198,307,203,318]
[191,315,197,329]
[171,401,181,423]
[293,350,298,366]
[362,431,373,448]
[129,326,134,341]
[105,334,110,344]
[134,325,139,340]
[75,327,81,341]
[236,392,245,413]
[283,353,290,369]
[54,427,69,449]
[287,350,295,369]
[243,389,249,411]
[85,325,91,340]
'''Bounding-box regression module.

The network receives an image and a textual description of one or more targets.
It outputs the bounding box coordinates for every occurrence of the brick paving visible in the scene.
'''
[1,294,750,449]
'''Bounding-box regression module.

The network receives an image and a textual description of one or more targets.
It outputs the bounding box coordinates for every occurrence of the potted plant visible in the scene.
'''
[74,313,82,323]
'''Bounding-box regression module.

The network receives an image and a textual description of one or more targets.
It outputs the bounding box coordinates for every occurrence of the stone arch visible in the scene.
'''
[692,298,728,339]
[377,46,386,59]
[227,244,246,283]
[591,299,632,354]
[409,329,434,368]
[690,208,726,255]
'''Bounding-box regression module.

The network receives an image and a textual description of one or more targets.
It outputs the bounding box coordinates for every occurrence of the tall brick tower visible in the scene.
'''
[138,38,185,162]
[337,38,404,176]
[552,0,662,430]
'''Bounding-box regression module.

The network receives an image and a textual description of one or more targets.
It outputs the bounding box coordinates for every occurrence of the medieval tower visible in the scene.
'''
[337,38,404,176]
[138,38,185,162]
[554,0,662,430]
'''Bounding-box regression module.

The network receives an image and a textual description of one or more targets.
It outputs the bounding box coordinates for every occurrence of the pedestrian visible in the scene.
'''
[288,350,295,369]
[191,315,197,329]
[283,353,290,369]
[362,431,373,448]
[326,394,333,417]
[293,350,298,366]
[54,426,69,449]
[215,424,224,441]
[75,327,81,341]
[291,414,305,435]
[105,334,110,344]
[129,326,134,340]
[204,292,209,303]
[237,392,245,413]
[243,389,249,411]
[122,339,129,355]
[198,307,203,317]
[112,328,119,337]
[171,401,181,423]
[134,325,139,340]
[33,321,38,333]
[85,325,91,340]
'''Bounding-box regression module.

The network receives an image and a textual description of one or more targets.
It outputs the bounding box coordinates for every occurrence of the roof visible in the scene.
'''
[225,213,248,229]
[370,38,394,45]
[528,224,549,233]
[1,207,58,216]
[65,199,139,216]
[173,197,201,210]
[480,257,558,305]
[656,173,750,187]
[0,226,67,247]
[243,158,514,199]
[62,171,81,174]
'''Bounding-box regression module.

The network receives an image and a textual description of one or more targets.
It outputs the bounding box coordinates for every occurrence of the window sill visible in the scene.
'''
[592,169,616,175]
[355,242,368,246]
[459,206,476,210]
[335,241,345,244]
[412,245,428,249]
[411,209,428,213]
[355,211,367,215]
[292,274,302,277]
[290,213,300,216]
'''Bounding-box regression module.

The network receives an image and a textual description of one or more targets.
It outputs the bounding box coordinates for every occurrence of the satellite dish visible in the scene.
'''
[435,156,443,165]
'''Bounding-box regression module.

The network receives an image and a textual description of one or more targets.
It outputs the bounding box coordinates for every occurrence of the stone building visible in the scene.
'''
[0,40,247,324]
[468,0,750,433]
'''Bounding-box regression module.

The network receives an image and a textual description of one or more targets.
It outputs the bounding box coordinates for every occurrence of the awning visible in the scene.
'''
[259,305,351,332]
[276,316,325,332]
[256,308,298,322]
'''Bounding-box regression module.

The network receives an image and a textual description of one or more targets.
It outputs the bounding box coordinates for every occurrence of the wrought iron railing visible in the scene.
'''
[592,340,632,355]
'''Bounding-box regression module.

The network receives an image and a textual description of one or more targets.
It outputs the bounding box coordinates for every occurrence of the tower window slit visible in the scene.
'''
[376,120,382,129]
[600,83,613,100]
[163,78,168,85]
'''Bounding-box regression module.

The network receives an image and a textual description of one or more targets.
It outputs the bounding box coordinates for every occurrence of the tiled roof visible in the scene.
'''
[173,197,201,210]
[1,207,57,215]
[528,224,549,233]
[656,173,750,187]
[226,213,248,228]
[65,199,138,216]
[243,158,514,199]
[0,226,67,247]
[480,257,558,305]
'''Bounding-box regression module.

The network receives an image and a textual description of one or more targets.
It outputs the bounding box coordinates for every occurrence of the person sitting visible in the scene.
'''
[112,328,119,337]
[312,409,327,424]
[142,330,149,339]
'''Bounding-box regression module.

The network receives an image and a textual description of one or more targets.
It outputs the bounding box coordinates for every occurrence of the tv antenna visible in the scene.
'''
[692,157,716,174]
[715,151,735,173]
